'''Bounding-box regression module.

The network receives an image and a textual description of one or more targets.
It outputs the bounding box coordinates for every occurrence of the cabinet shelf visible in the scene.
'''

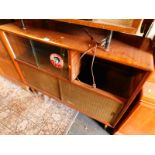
[0,20,153,71]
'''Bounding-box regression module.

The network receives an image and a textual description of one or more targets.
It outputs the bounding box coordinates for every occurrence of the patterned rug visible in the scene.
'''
[0,76,78,135]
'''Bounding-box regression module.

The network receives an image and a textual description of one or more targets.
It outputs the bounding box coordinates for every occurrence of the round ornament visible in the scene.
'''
[50,53,64,69]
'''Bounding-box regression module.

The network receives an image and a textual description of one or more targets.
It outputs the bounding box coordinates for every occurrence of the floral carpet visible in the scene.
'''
[0,76,77,135]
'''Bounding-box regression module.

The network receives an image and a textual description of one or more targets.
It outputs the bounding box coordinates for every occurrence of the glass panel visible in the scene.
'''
[6,33,69,79]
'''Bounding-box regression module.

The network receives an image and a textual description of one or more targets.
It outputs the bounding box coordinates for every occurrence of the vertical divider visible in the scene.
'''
[68,49,81,82]
[58,79,63,101]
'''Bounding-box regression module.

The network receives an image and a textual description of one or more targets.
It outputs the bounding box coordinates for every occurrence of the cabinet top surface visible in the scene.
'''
[0,21,154,71]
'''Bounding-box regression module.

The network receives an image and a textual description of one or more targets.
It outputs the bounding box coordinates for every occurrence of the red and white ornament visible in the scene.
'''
[50,53,64,69]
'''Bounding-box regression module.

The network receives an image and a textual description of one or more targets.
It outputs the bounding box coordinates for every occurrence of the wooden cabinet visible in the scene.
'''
[0,19,154,128]
[115,76,155,134]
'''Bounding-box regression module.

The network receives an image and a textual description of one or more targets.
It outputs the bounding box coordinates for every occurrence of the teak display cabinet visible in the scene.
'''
[0,19,154,128]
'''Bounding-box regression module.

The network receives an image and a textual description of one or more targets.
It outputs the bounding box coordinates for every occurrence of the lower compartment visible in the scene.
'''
[17,60,124,127]
[18,62,60,99]
[59,80,123,126]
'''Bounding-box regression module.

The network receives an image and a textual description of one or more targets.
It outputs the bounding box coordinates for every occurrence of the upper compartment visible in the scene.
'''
[0,19,154,71]
[6,32,69,80]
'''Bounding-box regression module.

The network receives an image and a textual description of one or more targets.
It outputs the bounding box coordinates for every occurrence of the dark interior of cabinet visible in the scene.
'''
[6,33,69,79]
[77,55,144,99]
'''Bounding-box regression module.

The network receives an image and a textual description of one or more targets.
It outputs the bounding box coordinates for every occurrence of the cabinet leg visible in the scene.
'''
[29,87,38,94]
[104,125,108,129]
